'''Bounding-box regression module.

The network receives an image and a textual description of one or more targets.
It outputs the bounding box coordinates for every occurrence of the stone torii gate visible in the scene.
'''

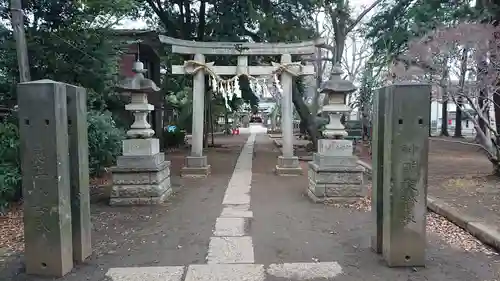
[160,36,322,176]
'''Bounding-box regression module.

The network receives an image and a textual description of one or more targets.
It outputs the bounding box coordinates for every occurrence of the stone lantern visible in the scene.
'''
[320,65,356,138]
[109,61,172,205]
[307,64,364,204]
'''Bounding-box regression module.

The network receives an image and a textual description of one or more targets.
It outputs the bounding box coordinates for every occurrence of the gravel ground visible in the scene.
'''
[251,134,500,280]
[0,134,248,281]
[1,133,500,281]
[358,138,500,233]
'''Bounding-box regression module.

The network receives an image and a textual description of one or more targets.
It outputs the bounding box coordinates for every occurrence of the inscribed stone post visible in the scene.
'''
[370,86,387,254]
[66,84,92,263]
[18,80,73,277]
[381,83,430,267]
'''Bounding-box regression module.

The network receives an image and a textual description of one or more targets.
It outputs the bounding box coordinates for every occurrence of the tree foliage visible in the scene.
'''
[0,0,141,207]
[0,0,142,109]
[365,0,474,64]
[0,0,330,206]
[366,0,500,173]
[141,0,320,145]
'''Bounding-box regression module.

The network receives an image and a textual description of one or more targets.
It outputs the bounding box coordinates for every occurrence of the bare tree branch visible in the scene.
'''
[346,0,382,33]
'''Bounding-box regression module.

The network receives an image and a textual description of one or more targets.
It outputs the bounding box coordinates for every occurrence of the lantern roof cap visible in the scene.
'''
[116,61,161,93]
[320,64,357,94]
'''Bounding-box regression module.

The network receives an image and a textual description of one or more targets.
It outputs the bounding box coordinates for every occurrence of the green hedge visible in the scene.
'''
[163,126,186,148]
[0,110,124,211]
[87,110,125,176]
[0,120,21,211]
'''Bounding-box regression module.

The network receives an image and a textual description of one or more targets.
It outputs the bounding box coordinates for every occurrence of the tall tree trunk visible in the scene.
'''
[197,0,206,40]
[478,88,487,135]
[439,56,450,136]
[494,90,500,144]
[454,97,463,138]
[454,47,468,138]
[477,0,489,141]
[209,94,214,146]
[476,51,488,141]
[292,82,319,150]
[311,47,323,116]
[440,96,449,136]
[224,106,229,135]
[492,19,500,146]
[10,0,30,82]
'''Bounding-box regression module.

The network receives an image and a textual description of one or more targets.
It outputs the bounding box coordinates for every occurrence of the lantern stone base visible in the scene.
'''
[122,138,160,156]
[110,138,171,205]
[275,156,302,176]
[307,157,364,204]
[109,159,172,206]
[181,156,211,178]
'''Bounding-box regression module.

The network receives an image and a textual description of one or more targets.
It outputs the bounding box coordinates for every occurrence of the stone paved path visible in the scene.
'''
[3,126,500,280]
[102,130,499,281]
[105,131,343,281]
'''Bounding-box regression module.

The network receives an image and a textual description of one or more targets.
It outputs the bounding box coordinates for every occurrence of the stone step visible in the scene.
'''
[105,262,343,281]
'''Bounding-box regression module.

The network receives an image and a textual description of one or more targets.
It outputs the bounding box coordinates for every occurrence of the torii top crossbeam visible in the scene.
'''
[158,35,324,55]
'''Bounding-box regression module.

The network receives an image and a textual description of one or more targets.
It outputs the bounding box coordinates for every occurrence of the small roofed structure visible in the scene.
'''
[320,64,357,139]
[112,30,165,149]
[116,60,161,139]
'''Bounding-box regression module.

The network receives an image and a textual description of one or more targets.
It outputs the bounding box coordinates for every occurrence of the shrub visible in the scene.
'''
[0,120,21,211]
[164,126,186,148]
[0,110,124,210]
[87,110,125,176]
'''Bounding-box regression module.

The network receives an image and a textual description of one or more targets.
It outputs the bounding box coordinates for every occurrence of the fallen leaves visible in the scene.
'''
[327,197,371,212]
[331,195,497,255]
[0,204,24,254]
[427,212,497,255]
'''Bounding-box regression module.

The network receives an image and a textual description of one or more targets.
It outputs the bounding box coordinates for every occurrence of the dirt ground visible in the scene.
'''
[252,134,499,281]
[1,133,500,280]
[0,134,249,281]
[358,137,500,227]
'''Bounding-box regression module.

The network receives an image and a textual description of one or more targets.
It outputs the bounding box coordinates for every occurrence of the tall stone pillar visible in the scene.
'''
[110,61,172,205]
[66,85,92,263]
[181,53,211,177]
[307,65,364,203]
[378,83,430,267]
[18,80,73,277]
[280,54,293,158]
[371,86,388,253]
[275,54,302,175]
